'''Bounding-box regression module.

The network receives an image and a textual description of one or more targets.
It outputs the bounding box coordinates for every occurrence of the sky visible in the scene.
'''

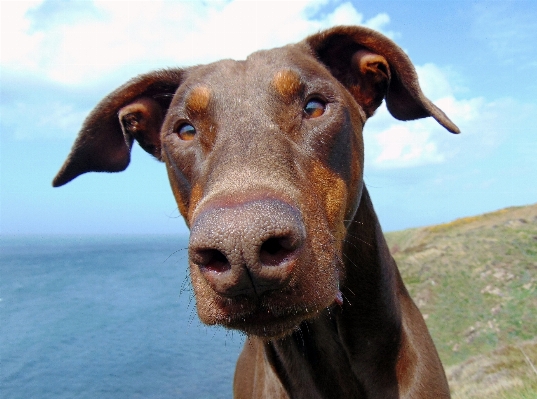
[1,0,536,235]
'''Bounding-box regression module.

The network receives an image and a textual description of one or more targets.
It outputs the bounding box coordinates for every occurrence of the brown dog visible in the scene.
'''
[53,26,458,398]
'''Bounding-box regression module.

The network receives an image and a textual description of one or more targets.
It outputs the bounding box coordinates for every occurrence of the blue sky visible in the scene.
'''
[1,0,536,235]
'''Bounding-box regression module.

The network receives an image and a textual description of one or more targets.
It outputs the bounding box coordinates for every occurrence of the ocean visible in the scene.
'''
[0,235,245,399]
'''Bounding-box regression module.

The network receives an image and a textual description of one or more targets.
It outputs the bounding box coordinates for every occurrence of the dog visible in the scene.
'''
[53,26,458,398]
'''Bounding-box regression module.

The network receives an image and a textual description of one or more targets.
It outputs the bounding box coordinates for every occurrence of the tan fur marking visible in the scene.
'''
[164,162,189,221]
[271,70,302,102]
[310,160,347,240]
[188,183,203,223]
[186,86,211,114]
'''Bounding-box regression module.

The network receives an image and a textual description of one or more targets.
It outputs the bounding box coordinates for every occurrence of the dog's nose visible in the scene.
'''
[189,199,305,298]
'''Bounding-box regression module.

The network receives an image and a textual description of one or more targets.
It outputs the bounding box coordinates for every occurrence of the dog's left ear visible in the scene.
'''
[306,26,459,133]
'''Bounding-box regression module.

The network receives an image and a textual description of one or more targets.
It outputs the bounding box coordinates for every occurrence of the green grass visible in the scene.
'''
[385,203,537,398]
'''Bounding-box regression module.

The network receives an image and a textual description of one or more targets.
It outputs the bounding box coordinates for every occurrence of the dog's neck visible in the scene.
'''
[263,186,403,399]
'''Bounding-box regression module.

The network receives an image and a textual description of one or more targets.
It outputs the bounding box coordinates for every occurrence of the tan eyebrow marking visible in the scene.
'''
[271,69,302,102]
[186,86,212,114]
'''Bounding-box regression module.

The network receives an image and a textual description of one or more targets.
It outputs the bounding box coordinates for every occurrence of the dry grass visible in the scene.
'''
[447,339,537,399]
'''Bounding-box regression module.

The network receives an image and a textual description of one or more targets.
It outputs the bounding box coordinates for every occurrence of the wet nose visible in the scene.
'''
[189,198,305,298]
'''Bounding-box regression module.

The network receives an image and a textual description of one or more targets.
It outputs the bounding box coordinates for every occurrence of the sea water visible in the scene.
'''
[0,235,245,399]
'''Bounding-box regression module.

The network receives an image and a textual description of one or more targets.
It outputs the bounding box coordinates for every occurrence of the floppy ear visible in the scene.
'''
[52,69,184,187]
[306,26,459,133]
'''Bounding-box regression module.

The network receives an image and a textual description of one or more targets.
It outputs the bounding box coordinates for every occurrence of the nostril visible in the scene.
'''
[259,236,300,266]
[261,237,284,255]
[196,249,231,273]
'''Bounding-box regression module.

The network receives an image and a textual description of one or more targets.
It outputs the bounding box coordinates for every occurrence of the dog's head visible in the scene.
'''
[53,26,458,338]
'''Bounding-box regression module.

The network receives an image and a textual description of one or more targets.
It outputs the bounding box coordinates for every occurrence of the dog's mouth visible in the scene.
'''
[229,308,308,338]
[208,288,335,338]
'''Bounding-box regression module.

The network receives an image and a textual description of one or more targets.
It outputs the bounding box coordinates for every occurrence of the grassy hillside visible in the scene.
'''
[385,203,537,398]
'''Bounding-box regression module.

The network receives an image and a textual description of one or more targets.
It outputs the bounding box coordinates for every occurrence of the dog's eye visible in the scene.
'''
[175,123,196,141]
[304,98,326,119]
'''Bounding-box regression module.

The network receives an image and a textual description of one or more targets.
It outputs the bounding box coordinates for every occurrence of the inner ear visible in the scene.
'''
[350,50,391,117]
[119,97,164,160]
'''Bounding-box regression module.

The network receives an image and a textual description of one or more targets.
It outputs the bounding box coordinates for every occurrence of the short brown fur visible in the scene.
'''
[53,26,459,398]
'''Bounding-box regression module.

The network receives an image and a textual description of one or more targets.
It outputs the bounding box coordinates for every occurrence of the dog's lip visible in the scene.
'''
[212,293,322,337]
[224,306,311,337]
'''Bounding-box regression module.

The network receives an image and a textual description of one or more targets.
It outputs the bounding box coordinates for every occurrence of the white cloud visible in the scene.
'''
[1,0,391,85]
[0,1,44,69]
[415,63,454,100]
[373,122,444,167]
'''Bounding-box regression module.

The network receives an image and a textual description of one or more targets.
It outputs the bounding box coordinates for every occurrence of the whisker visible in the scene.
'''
[341,291,351,305]
[342,238,366,252]
[163,247,188,263]
[164,206,182,218]
[152,92,175,99]
[325,305,335,321]
[344,232,374,247]
[188,306,198,327]
[179,271,191,298]
[343,219,365,225]
[340,252,360,271]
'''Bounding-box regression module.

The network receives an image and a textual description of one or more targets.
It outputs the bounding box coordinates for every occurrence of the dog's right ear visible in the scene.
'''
[52,69,184,187]
[306,26,459,134]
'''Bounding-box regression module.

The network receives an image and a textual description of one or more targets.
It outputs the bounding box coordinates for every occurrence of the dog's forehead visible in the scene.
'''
[180,42,328,97]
